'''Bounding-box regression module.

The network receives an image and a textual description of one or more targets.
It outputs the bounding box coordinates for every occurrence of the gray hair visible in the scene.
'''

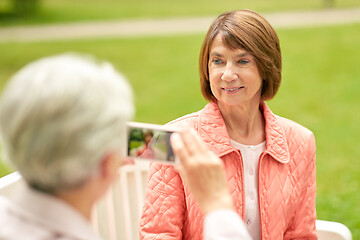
[0,53,134,192]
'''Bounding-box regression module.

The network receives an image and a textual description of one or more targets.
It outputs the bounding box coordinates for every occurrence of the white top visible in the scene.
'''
[0,184,102,240]
[204,209,252,240]
[230,140,266,240]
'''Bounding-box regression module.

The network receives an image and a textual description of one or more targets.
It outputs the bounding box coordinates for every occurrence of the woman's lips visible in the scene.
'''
[222,86,244,93]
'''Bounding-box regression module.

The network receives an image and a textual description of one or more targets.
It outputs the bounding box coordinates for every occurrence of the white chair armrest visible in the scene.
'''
[316,219,352,240]
[0,172,22,197]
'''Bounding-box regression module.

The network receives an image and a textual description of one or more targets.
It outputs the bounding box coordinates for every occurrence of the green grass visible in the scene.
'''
[0,23,359,237]
[0,0,360,26]
[0,37,207,122]
[274,24,360,237]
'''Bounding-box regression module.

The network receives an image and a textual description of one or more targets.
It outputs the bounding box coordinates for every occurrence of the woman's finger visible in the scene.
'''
[180,130,203,156]
[170,132,190,167]
[190,130,211,154]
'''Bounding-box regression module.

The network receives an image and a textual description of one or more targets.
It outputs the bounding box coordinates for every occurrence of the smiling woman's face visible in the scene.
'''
[208,34,263,109]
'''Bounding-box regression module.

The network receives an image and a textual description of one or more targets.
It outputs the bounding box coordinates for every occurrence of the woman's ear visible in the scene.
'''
[99,152,123,181]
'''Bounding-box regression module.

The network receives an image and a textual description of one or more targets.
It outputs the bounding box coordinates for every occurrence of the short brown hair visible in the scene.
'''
[199,10,282,102]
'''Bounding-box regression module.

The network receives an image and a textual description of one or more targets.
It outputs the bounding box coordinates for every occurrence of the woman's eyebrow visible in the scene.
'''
[209,52,222,57]
[209,51,251,58]
[236,52,251,58]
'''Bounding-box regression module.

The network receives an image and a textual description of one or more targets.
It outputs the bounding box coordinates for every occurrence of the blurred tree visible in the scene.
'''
[13,0,39,16]
[129,129,144,142]
[324,0,335,8]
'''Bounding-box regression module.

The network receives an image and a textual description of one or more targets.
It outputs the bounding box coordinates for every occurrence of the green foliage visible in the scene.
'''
[0,24,359,237]
[0,0,359,25]
[129,128,144,142]
[0,0,39,21]
[13,0,39,16]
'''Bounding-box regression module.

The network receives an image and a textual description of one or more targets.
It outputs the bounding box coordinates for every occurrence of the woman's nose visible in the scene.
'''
[221,65,238,81]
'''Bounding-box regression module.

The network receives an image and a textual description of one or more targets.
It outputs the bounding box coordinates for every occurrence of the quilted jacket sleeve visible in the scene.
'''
[139,162,186,240]
[284,133,317,239]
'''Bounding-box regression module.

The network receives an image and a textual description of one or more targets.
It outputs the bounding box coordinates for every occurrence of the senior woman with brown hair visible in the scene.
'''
[140,9,317,240]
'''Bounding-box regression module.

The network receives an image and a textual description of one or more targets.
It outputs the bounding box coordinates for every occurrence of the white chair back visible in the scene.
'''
[91,161,149,240]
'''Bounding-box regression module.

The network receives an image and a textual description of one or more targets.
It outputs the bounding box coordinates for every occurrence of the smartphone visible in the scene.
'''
[126,122,178,164]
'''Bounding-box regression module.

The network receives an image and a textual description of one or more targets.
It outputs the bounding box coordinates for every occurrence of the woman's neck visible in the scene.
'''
[55,184,97,221]
[218,101,265,145]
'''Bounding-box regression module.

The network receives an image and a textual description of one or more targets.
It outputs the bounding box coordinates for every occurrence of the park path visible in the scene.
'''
[0,7,360,42]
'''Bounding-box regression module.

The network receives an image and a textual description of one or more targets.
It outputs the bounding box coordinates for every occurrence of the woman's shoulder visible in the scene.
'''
[166,102,220,129]
[262,102,314,140]
[166,108,204,130]
[273,115,316,155]
[272,115,316,166]
[275,115,314,138]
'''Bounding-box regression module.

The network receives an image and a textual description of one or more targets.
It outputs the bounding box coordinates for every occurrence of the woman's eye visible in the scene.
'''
[239,60,249,64]
[212,59,222,64]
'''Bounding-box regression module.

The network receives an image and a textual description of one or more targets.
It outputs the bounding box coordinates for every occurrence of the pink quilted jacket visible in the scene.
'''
[140,102,317,240]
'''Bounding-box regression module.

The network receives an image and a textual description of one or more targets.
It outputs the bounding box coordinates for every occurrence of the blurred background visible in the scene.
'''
[0,0,359,237]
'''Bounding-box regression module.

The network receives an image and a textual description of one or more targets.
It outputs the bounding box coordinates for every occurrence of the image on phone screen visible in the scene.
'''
[127,122,176,163]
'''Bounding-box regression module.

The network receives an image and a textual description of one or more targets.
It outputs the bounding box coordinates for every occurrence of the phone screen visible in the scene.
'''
[127,122,176,164]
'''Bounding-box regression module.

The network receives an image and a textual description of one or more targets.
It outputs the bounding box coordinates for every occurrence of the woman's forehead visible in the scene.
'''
[210,35,249,56]
[210,33,248,53]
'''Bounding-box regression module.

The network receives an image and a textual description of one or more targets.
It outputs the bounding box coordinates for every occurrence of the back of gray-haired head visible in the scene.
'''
[0,53,134,192]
